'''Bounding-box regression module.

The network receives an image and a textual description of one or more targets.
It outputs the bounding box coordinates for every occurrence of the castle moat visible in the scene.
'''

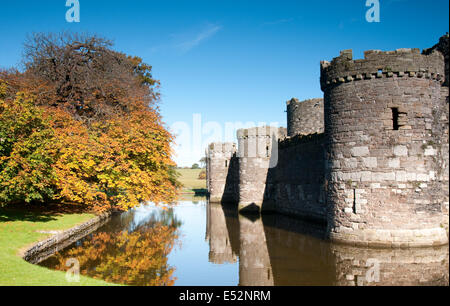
[39,199,449,286]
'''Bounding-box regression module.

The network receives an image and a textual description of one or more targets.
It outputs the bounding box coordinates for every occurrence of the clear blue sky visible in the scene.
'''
[0,0,448,166]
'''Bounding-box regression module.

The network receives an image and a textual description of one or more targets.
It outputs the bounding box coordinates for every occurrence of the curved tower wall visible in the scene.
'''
[321,47,448,247]
[423,34,450,233]
[206,143,238,203]
[287,98,324,137]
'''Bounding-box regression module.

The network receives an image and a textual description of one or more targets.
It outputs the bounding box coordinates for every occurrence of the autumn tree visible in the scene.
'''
[0,84,56,204]
[0,33,179,210]
[19,32,159,121]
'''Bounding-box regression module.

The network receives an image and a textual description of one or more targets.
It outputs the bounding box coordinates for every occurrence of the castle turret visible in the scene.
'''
[287,98,324,137]
[237,126,286,213]
[206,143,238,203]
[321,43,449,247]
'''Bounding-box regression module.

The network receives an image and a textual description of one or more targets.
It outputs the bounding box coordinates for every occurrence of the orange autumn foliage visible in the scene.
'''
[0,33,180,210]
[48,223,179,286]
[44,106,178,211]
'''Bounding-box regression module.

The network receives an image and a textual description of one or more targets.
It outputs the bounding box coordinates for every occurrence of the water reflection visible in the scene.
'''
[209,203,449,286]
[238,214,274,286]
[206,203,238,264]
[40,205,182,286]
[331,245,449,286]
[39,201,449,286]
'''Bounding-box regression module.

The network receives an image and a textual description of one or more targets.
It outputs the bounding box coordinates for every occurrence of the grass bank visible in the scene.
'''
[0,169,206,285]
[0,206,114,286]
[176,168,207,195]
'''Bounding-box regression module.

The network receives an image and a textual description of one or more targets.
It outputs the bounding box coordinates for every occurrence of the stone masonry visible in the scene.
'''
[237,126,287,213]
[287,98,324,137]
[206,34,449,248]
[206,142,238,203]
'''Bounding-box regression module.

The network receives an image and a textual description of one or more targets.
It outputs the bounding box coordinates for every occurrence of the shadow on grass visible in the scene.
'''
[0,203,92,223]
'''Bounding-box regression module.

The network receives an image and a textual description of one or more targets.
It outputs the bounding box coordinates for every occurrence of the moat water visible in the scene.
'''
[39,198,449,286]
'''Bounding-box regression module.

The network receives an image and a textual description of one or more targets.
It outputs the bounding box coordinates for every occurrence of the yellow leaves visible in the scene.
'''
[48,222,179,285]
[0,79,7,99]
[1,78,179,211]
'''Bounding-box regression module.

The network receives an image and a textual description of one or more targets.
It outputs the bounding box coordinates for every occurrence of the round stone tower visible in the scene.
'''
[320,46,448,247]
[287,98,324,137]
[206,142,238,203]
[237,126,286,213]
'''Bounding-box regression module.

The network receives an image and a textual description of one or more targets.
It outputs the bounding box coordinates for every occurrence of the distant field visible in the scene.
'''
[177,169,206,193]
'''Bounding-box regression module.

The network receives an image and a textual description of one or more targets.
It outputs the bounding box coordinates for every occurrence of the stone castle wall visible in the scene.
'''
[237,126,287,213]
[207,35,449,248]
[321,46,448,247]
[206,143,238,203]
[268,134,327,222]
[287,98,324,137]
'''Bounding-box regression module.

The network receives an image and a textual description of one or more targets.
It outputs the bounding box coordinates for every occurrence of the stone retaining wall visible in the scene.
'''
[21,212,112,264]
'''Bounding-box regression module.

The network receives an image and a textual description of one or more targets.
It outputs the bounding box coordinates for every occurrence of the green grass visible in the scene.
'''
[176,168,206,193]
[0,207,116,286]
[0,169,206,286]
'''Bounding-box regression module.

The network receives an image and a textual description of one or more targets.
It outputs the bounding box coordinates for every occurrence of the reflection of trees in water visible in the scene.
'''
[107,206,183,233]
[45,219,180,286]
[138,207,183,229]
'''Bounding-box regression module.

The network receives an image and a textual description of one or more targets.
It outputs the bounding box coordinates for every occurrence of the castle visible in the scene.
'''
[206,34,449,248]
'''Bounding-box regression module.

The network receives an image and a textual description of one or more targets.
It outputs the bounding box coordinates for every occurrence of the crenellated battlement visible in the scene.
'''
[207,142,237,156]
[320,47,446,90]
[286,97,322,106]
[286,98,324,137]
[236,126,286,139]
[279,133,325,150]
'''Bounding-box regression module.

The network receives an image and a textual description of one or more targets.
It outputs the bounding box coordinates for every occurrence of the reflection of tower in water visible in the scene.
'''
[262,214,335,286]
[263,214,449,286]
[238,214,274,286]
[331,244,449,286]
[206,203,238,264]
[206,202,449,286]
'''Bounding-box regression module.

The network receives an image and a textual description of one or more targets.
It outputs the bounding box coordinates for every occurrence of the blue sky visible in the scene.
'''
[0,0,448,166]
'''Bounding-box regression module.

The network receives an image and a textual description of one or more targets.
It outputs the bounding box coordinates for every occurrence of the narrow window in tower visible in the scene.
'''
[391,108,400,130]
[353,189,357,214]
[225,160,228,168]
[266,146,270,157]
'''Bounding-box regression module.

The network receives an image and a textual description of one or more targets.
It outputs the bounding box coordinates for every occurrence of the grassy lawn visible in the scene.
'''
[0,169,206,286]
[176,168,207,194]
[0,206,115,286]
